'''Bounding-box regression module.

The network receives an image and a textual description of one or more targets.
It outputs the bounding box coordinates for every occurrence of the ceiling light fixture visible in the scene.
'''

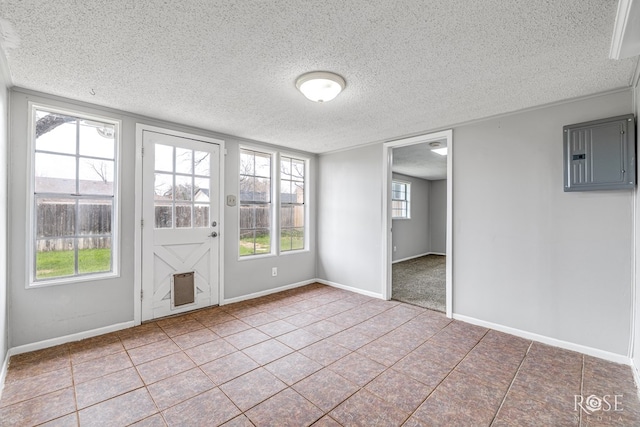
[432,147,448,156]
[296,71,346,103]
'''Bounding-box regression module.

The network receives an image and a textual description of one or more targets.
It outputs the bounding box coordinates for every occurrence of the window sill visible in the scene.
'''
[280,249,310,256]
[28,271,120,289]
[238,253,277,262]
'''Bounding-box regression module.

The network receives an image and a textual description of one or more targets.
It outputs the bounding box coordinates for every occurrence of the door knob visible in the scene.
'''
[209,232,218,238]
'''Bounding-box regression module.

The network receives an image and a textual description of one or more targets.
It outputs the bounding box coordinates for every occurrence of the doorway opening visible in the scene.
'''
[382,130,453,317]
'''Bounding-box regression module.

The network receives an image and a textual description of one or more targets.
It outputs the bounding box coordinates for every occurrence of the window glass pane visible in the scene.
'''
[176,204,192,228]
[254,229,271,254]
[155,204,172,228]
[194,151,210,176]
[78,200,112,235]
[281,180,293,203]
[155,144,173,172]
[194,178,210,202]
[255,152,271,177]
[239,230,255,256]
[79,159,114,195]
[291,159,305,180]
[79,121,115,159]
[254,178,270,202]
[281,157,292,180]
[281,229,292,252]
[78,237,111,274]
[291,228,304,250]
[36,198,75,237]
[194,205,209,228]
[281,206,294,228]
[34,153,76,193]
[293,182,304,203]
[239,176,255,202]
[174,175,193,201]
[35,112,77,154]
[175,147,192,174]
[240,151,255,175]
[240,205,255,229]
[35,239,75,279]
[255,205,271,229]
[293,205,305,227]
[154,173,173,201]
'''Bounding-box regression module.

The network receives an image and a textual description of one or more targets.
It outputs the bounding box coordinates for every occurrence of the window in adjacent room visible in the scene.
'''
[30,105,120,285]
[239,148,273,256]
[392,180,411,219]
[280,156,306,252]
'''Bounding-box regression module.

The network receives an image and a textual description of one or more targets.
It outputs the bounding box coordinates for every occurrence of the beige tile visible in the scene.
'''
[276,329,322,350]
[129,414,167,426]
[0,387,76,426]
[246,388,324,427]
[219,368,287,411]
[162,387,240,426]
[0,366,72,407]
[78,388,158,427]
[257,319,298,337]
[75,367,143,409]
[147,368,214,410]
[39,412,79,427]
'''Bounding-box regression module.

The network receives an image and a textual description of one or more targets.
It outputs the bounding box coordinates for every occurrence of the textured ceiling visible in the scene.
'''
[393,141,448,181]
[0,1,637,153]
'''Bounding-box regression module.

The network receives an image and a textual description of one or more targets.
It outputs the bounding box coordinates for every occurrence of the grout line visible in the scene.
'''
[488,341,533,426]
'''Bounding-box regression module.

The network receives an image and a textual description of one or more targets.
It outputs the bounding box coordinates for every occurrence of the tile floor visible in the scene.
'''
[1,283,639,426]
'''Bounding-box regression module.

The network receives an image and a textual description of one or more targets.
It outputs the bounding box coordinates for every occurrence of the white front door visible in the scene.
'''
[141,129,221,321]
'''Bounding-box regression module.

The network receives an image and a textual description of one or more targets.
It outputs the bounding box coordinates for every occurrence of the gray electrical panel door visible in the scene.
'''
[563,114,635,192]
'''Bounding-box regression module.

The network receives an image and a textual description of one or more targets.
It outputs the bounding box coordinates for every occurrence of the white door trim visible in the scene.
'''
[134,124,225,325]
[382,129,453,318]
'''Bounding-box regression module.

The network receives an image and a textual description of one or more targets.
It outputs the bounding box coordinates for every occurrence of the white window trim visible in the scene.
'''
[26,102,122,288]
[238,145,277,260]
[279,153,310,255]
[392,179,411,220]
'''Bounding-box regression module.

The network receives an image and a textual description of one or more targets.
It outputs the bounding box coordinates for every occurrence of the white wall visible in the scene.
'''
[429,179,447,254]
[453,90,634,356]
[0,55,9,363]
[318,90,634,356]
[8,89,317,347]
[317,144,383,296]
[391,173,430,262]
[632,83,640,374]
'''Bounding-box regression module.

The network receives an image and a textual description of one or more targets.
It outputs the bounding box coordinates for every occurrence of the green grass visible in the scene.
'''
[36,248,111,279]
[240,231,304,256]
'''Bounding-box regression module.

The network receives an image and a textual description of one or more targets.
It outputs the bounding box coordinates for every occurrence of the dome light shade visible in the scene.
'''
[296,71,346,102]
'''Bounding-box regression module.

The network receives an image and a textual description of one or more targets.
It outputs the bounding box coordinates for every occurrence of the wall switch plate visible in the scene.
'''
[272,267,277,277]
[226,195,236,207]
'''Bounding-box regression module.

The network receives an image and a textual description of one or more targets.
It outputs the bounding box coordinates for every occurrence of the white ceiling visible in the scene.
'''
[393,141,448,181]
[0,1,637,154]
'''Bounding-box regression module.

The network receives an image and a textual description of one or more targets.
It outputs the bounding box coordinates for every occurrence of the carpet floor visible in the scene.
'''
[392,254,445,312]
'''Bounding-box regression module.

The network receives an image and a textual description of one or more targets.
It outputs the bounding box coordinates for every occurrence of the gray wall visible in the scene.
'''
[429,179,447,254]
[8,89,316,347]
[633,82,640,371]
[0,61,8,361]
[453,90,633,355]
[391,173,430,262]
[317,144,383,295]
[317,90,634,356]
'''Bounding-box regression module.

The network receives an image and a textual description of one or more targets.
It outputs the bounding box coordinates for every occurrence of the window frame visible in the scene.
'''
[392,179,411,219]
[27,102,122,288]
[238,146,276,259]
[279,154,309,254]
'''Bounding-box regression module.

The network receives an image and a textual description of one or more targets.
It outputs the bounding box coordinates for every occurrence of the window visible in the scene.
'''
[153,144,211,229]
[392,180,411,219]
[280,156,306,251]
[30,105,120,284]
[239,149,272,256]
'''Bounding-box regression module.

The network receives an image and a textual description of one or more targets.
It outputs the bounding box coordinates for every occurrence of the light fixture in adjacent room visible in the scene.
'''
[429,141,448,156]
[296,71,346,102]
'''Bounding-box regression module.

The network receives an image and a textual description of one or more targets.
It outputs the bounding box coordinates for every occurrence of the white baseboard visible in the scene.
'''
[453,314,631,365]
[221,279,317,305]
[9,320,136,357]
[315,278,384,300]
[392,252,445,264]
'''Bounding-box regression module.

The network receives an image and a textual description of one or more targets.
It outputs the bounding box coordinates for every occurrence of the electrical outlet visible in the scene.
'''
[393,246,397,252]
[272,267,277,277]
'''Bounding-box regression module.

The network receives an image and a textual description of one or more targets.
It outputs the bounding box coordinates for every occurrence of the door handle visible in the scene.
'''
[209,232,218,238]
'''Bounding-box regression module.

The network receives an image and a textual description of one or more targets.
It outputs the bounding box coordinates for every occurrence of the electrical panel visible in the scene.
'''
[563,114,635,192]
